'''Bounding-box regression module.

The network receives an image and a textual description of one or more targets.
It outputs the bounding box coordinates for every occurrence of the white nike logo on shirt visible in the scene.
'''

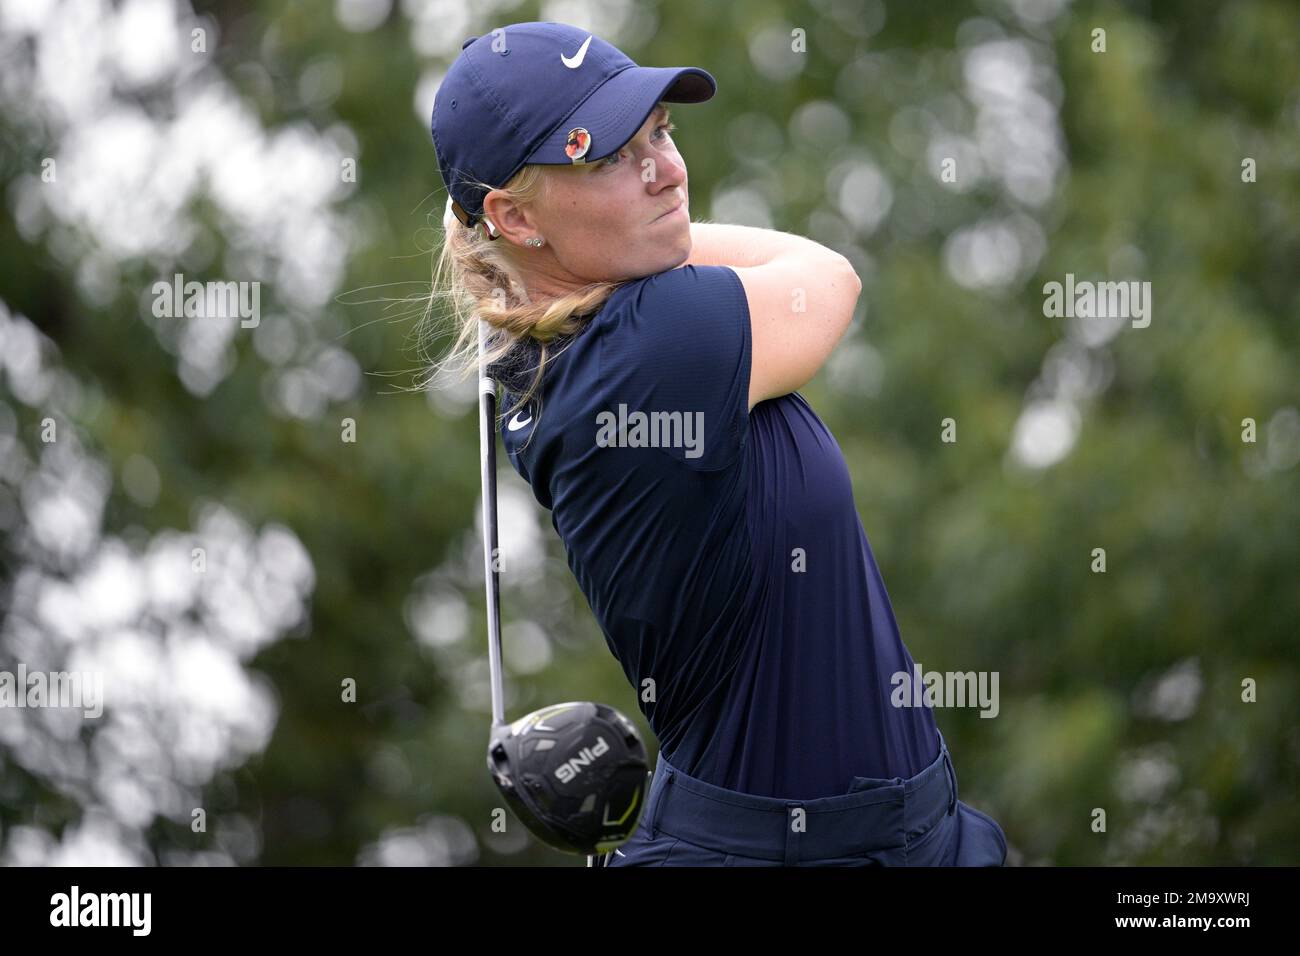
[507,411,533,431]
[561,36,592,68]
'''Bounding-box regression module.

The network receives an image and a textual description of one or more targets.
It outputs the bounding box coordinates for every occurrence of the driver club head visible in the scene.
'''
[487,700,649,856]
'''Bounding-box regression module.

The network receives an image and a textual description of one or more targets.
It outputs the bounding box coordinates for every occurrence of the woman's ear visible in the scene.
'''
[483,190,537,246]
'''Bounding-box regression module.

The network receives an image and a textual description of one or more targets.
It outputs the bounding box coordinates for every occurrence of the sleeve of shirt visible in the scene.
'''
[596,265,752,472]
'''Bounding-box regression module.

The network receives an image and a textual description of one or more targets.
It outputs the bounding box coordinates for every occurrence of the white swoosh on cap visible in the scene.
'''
[507,411,533,431]
[561,35,592,69]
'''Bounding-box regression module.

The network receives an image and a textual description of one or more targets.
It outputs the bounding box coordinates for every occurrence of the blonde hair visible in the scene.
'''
[416,165,627,426]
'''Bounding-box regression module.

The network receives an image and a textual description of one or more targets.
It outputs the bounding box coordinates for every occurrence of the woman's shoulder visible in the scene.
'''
[489,266,745,397]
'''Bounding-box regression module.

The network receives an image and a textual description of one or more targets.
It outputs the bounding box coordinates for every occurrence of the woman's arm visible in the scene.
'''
[677,221,862,410]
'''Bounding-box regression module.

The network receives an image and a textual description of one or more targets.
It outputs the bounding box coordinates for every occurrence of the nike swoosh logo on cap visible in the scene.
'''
[561,35,592,68]
[507,411,533,431]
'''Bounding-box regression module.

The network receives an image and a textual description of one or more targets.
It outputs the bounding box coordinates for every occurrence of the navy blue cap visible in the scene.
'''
[430,21,717,232]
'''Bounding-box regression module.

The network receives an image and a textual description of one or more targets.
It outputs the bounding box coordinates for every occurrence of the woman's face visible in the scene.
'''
[484,105,691,298]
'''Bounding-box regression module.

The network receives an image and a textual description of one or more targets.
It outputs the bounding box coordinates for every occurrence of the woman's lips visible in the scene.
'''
[652,200,686,223]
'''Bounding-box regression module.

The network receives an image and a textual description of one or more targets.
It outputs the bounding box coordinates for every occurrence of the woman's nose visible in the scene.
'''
[651,154,687,188]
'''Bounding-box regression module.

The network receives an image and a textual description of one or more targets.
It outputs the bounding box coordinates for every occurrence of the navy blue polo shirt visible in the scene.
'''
[495,264,939,800]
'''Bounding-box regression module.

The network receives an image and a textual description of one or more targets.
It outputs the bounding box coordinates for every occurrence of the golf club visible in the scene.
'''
[476,319,650,864]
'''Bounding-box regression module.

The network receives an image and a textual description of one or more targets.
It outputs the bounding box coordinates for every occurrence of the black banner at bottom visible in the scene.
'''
[0,865,1281,941]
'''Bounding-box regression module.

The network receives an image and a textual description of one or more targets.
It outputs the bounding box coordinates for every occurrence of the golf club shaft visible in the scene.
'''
[478,320,506,728]
[479,323,616,868]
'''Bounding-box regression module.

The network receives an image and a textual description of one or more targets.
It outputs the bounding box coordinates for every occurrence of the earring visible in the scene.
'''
[524,236,545,248]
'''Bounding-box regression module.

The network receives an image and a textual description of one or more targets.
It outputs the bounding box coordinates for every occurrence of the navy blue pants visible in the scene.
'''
[602,729,1007,866]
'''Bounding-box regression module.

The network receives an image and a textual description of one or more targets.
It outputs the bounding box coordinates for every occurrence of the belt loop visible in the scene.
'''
[649,767,674,839]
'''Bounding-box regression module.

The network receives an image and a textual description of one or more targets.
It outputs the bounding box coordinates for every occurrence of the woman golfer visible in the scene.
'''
[429,21,1007,866]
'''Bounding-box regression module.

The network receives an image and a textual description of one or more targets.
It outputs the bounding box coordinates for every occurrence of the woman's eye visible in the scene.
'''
[599,123,676,169]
